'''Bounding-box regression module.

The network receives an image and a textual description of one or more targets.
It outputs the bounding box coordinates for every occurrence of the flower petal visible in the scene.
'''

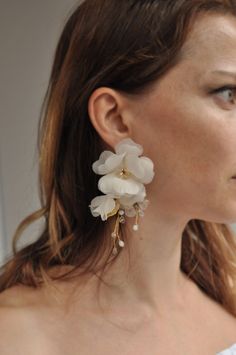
[122,197,149,217]
[92,151,114,174]
[123,207,136,217]
[119,185,146,207]
[92,151,125,175]
[125,154,155,184]
[98,172,143,196]
[89,195,116,221]
[138,199,150,210]
[139,157,155,184]
[124,154,145,180]
[115,138,143,156]
[104,153,125,172]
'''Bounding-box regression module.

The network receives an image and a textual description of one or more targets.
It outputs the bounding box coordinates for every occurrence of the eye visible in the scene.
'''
[211,85,236,104]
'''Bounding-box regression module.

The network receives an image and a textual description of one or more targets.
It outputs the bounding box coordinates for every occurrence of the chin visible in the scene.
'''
[203,208,236,224]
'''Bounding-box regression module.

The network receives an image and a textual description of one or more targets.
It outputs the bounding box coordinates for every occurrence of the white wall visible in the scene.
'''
[0,0,80,265]
[0,155,7,264]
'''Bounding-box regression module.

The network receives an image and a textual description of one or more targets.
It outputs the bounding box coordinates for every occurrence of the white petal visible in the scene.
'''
[121,197,148,217]
[123,207,136,217]
[124,154,145,180]
[104,153,125,172]
[92,152,125,175]
[98,172,143,196]
[138,199,150,210]
[115,138,143,156]
[125,155,155,184]
[139,157,155,184]
[119,185,146,207]
[92,151,113,174]
[89,195,116,221]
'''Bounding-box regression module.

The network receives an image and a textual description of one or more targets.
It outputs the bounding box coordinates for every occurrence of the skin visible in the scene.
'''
[1,11,236,355]
[87,11,236,312]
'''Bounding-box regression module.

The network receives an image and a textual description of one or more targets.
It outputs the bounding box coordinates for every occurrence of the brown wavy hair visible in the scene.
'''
[1,0,236,316]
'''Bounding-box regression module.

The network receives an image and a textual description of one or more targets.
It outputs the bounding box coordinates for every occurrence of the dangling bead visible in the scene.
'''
[111,210,126,255]
[111,232,117,238]
[118,240,125,247]
[119,216,125,223]
[112,247,118,255]
[132,203,140,231]
[118,209,125,216]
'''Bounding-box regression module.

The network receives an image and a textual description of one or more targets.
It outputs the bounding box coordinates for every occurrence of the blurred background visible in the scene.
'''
[0,0,80,265]
[0,0,236,266]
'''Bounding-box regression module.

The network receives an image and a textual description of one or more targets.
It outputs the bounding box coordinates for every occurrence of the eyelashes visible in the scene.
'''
[211,85,236,104]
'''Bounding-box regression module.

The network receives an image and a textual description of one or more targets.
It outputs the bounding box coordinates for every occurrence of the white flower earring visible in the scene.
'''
[89,138,155,255]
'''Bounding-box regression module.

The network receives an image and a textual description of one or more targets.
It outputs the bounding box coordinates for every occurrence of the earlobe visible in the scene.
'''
[88,87,131,148]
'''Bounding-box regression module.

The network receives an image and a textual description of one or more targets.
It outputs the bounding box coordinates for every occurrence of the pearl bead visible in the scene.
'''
[118,240,125,247]
[119,216,125,223]
[111,232,116,238]
[118,210,125,215]
[112,247,118,255]
[133,224,139,231]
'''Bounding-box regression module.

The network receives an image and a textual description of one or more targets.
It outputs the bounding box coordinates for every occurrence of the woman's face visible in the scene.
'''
[131,13,236,223]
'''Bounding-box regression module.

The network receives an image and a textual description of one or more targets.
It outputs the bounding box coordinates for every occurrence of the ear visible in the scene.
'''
[88,87,133,149]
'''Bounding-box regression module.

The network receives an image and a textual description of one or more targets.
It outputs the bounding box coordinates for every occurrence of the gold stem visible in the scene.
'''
[112,212,120,248]
[134,204,140,225]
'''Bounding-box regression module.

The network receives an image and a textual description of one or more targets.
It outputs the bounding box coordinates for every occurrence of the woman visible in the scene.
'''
[1,0,236,353]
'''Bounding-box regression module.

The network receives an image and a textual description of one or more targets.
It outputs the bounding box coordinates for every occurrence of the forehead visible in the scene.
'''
[180,12,236,64]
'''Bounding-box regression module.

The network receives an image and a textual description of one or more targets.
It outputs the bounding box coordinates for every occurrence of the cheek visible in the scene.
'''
[145,102,235,188]
[134,83,236,222]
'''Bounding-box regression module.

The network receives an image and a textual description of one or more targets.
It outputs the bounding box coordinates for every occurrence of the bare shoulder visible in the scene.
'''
[0,285,54,355]
[0,271,91,355]
[191,280,236,334]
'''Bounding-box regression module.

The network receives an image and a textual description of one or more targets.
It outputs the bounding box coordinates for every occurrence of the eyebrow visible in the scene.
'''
[210,70,236,79]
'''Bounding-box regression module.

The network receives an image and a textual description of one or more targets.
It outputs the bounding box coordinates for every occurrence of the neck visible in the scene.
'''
[97,200,194,318]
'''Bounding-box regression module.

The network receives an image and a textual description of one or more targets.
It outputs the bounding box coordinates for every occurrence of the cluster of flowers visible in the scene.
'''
[89,138,155,255]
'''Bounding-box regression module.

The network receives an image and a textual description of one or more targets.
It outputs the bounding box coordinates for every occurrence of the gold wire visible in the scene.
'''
[134,204,140,226]
[112,212,120,250]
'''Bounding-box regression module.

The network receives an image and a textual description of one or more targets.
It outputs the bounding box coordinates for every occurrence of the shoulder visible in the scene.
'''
[0,273,91,354]
[191,280,236,333]
[0,285,54,354]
